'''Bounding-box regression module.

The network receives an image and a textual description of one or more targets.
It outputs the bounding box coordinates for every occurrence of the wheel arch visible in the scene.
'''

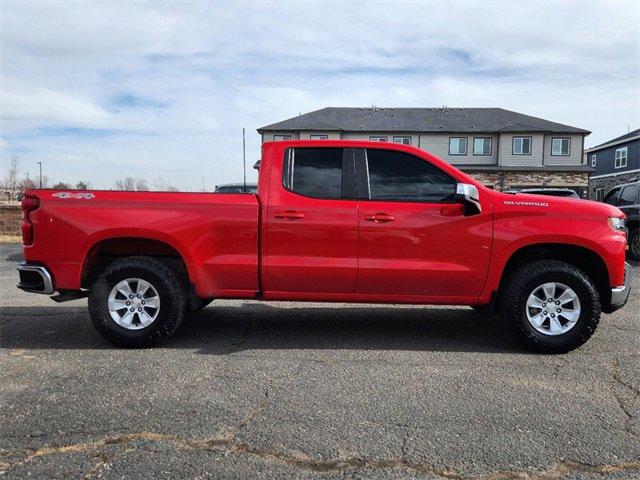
[81,234,194,289]
[495,243,611,309]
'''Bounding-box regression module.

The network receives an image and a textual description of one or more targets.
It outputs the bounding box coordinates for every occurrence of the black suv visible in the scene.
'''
[603,181,640,260]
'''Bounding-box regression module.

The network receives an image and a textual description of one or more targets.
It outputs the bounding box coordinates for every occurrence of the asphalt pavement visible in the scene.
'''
[1,243,639,479]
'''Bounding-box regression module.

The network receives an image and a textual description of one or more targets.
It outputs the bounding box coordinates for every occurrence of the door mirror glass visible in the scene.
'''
[455,183,481,216]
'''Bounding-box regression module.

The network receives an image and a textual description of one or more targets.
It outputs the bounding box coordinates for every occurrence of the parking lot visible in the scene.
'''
[1,242,639,479]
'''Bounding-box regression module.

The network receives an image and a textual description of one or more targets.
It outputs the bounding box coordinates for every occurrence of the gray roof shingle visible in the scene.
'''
[588,128,639,150]
[258,107,590,134]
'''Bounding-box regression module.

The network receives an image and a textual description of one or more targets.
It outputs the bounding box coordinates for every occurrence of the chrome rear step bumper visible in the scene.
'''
[16,262,55,294]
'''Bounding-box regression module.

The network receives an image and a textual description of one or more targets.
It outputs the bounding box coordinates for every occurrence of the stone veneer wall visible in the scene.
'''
[588,172,639,200]
[465,171,589,193]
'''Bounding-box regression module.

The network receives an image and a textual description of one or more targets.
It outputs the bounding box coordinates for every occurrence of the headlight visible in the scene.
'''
[608,217,626,232]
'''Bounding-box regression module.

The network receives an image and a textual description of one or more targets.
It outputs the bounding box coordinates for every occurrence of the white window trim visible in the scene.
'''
[370,136,388,142]
[591,154,597,167]
[615,147,628,169]
[449,137,468,155]
[512,137,532,155]
[393,136,411,145]
[595,188,605,201]
[551,137,571,156]
[473,137,492,156]
[310,135,328,140]
[273,134,291,141]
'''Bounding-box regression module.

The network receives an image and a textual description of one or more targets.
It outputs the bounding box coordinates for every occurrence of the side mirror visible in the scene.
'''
[455,183,482,216]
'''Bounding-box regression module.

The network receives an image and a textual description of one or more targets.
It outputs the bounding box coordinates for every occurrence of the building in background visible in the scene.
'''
[258,107,592,196]
[586,129,639,200]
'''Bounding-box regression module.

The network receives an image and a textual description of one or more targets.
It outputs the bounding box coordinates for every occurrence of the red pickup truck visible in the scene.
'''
[17,140,631,352]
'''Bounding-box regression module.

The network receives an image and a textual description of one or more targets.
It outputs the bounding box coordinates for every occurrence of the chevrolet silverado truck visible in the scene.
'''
[17,140,631,352]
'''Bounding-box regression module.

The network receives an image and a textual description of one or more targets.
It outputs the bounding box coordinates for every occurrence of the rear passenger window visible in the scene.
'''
[603,187,621,206]
[365,149,456,202]
[283,148,343,199]
[619,185,639,206]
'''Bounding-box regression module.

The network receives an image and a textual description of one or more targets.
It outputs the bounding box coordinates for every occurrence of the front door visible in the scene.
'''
[355,147,492,298]
[264,147,359,293]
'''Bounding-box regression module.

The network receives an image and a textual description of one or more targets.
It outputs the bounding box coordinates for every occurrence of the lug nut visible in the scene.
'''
[550,313,556,318]
[555,301,560,305]
[141,300,145,305]
[126,301,130,306]
[129,294,134,299]
[542,303,546,307]
[130,308,135,312]
[557,308,561,313]
[543,311,548,315]
[137,294,141,298]
[138,307,142,311]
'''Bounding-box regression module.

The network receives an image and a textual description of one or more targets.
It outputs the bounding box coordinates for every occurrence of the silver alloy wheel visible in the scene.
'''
[108,278,160,330]
[525,282,581,336]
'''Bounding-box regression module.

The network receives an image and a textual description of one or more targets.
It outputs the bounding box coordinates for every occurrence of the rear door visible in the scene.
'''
[264,147,359,293]
[355,147,492,298]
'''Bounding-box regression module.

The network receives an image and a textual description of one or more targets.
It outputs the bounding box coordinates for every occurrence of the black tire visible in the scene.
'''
[500,260,601,353]
[629,228,640,261]
[88,256,186,348]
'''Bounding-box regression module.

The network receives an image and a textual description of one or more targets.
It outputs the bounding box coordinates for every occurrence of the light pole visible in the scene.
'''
[37,162,42,189]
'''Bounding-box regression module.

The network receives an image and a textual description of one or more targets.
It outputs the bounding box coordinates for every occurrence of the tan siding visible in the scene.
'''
[543,134,584,166]
[419,134,497,165]
[499,133,544,166]
[261,131,300,141]
[298,131,342,140]
[341,132,419,146]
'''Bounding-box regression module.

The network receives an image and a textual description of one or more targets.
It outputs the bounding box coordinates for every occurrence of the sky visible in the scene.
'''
[1,0,639,191]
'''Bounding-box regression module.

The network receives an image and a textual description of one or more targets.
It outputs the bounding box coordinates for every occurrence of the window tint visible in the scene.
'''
[365,149,456,202]
[619,184,639,206]
[603,187,621,206]
[283,148,343,199]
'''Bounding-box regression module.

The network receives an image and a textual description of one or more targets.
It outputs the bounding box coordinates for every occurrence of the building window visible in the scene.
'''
[591,154,597,167]
[370,136,388,142]
[595,188,605,202]
[551,137,571,156]
[473,137,492,156]
[310,135,328,140]
[273,135,291,141]
[449,137,468,155]
[615,147,628,168]
[393,136,411,145]
[512,137,532,155]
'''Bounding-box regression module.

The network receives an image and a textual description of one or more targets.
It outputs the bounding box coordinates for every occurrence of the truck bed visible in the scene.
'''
[23,190,260,298]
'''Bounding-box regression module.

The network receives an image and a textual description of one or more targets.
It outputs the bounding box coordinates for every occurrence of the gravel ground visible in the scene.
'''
[1,243,639,479]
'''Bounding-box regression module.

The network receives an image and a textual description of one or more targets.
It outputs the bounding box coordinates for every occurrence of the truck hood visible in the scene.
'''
[492,191,625,219]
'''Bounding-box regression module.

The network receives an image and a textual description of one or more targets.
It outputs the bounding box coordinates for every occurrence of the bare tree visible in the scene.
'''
[4,156,20,200]
[114,177,149,191]
[153,177,168,191]
[75,181,90,190]
[19,176,37,191]
[135,178,149,191]
[114,177,136,191]
[52,181,71,189]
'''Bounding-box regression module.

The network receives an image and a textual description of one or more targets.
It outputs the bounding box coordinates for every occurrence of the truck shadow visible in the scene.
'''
[0,303,524,354]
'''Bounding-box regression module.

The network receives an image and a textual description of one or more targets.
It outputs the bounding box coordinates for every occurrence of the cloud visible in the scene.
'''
[0,1,638,189]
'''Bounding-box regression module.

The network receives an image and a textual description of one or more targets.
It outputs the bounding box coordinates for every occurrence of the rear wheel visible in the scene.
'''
[89,256,186,348]
[629,228,639,261]
[500,260,601,353]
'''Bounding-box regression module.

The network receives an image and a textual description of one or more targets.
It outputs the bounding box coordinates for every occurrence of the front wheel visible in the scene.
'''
[88,256,186,348]
[500,260,601,353]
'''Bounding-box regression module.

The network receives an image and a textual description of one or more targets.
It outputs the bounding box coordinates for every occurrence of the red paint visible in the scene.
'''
[22,140,628,306]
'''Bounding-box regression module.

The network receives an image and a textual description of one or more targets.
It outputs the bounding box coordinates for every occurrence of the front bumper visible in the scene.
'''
[604,262,632,314]
[16,262,55,294]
